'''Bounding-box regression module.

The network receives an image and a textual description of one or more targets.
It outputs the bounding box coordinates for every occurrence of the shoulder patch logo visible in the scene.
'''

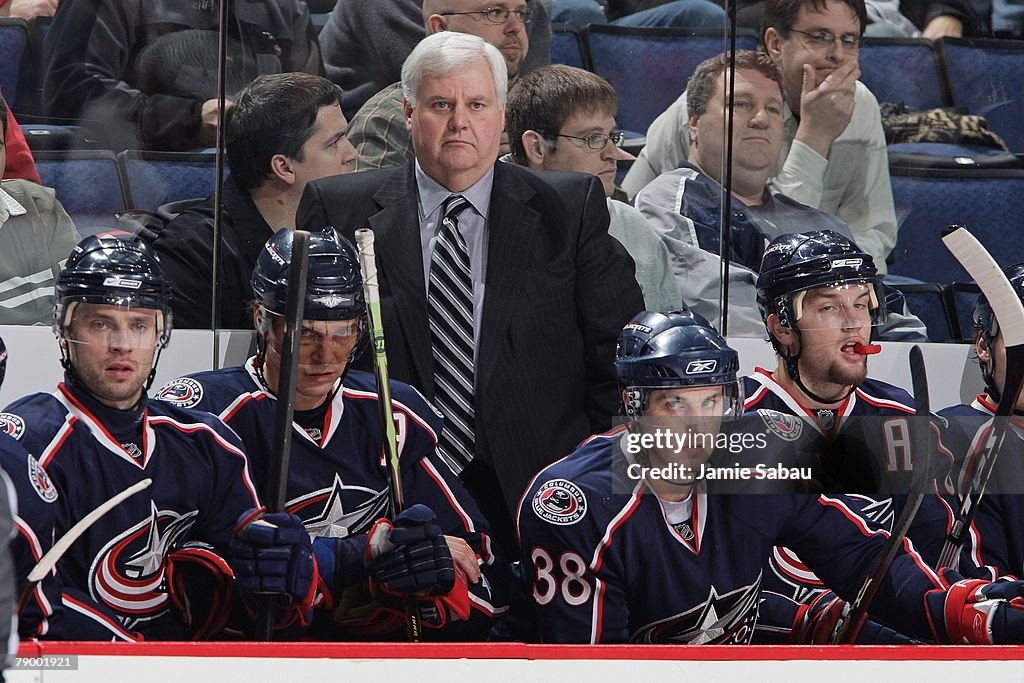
[532,479,587,526]
[759,408,803,441]
[27,455,58,503]
[0,413,25,440]
[156,378,204,408]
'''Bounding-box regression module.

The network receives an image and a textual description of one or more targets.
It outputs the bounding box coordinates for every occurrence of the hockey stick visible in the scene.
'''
[834,345,932,643]
[354,228,421,642]
[935,225,1024,571]
[255,229,310,641]
[16,478,153,616]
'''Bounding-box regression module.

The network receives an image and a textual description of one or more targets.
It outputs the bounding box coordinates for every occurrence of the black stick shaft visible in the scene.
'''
[255,229,309,640]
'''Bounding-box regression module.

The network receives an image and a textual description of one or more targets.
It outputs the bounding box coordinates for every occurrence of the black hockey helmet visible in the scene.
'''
[974,263,1024,341]
[973,263,1024,402]
[615,309,742,418]
[756,230,882,329]
[0,336,6,390]
[53,234,173,348]
[251,227,365,321]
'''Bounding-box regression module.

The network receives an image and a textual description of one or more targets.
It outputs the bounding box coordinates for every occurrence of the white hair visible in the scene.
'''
[401,31,508,108]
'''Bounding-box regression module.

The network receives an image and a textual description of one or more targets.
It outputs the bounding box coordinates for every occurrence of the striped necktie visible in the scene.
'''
[428,194,475,473]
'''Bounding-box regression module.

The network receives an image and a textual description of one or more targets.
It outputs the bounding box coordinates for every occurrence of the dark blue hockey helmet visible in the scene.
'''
[53,234,173,349]
[251,227,366,321]
[974,263,1024,341]
[615,309,742,418]
[756,230,883,330]
[0,336,6,390]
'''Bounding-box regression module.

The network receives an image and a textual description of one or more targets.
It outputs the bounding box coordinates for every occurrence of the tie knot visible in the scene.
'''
[443,194,470,221]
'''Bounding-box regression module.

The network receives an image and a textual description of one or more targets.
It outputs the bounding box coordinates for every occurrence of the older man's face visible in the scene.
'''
[405,57,505,192]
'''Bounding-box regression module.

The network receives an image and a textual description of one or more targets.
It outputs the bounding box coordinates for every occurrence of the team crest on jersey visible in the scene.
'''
[632,578,761,644]
[287,473,389,539]
[90,503,198,619]
[27,456,57,502]
[0,412,25,440]
[758,409,802,441]
[532,479,587,526]
[156,378,204,408]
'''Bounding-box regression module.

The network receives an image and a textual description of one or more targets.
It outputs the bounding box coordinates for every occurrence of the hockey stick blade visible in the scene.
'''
[936,226,1024,570]
[835,346,931,643]
[354,227,421,642]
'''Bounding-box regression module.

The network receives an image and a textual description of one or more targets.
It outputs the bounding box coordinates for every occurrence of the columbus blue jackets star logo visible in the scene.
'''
[289,473,389,539]
[91,503,199,618]
[632,578,761,644]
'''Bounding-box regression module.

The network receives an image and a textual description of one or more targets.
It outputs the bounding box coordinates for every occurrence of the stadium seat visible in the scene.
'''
[0,18,30,107]
[118,150,217,212]
[34,150,128,236]
[551,24,591,70]
[887,166,1024,283]
[938,37,1024,153]
[859,37,950,110]
[585,26,758,135]
[885,280,959,342]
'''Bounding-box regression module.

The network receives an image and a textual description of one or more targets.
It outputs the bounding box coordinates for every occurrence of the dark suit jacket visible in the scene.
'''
[297,161,644,510]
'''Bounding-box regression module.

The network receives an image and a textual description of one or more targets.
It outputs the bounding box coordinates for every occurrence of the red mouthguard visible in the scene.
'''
[852,342,881,355]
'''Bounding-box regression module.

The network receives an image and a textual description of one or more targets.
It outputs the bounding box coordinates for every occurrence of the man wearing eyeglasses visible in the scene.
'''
[505,64,681,313]
[296,32,643,556]
[346,0,536,172]
[623,0,897,282]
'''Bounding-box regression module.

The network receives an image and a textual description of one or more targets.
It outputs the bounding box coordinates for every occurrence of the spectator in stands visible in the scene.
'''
[863,0,979,37]
[633,51,923,340]
[551,0,726,28]
[42,0,322,151]
[0,96,81,325]
[347,0,537,171]
[506,64,680,312]
[623,0,898,277]
[0,0,57,19]
[2,93,40,184]
[149,73,356,330]
[320,0,552,118]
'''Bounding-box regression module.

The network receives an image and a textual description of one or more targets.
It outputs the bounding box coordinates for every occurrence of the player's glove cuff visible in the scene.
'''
[371,564,471,629]
[165,542,234,640]
[926,568,1024,644]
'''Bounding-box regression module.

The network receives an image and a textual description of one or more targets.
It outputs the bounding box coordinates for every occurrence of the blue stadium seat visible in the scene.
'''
[118,150,217,212]
[34,150,128,236]
[887,166,1024,283]
[585,26,758,135]
[885,279,959,342]
[859,37,950,110]
[551,24,590,70]
[939,37,1024,153]
[0,18,29,105]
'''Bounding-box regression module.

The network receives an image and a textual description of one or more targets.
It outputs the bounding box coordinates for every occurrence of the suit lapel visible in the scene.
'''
[477,164,539,397]
[370,165,435,394]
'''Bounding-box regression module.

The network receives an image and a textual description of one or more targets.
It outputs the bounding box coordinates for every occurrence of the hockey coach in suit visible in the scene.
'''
[297,30,643,551]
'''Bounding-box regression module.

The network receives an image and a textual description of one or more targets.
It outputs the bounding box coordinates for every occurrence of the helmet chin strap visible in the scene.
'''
[780,328,855,406]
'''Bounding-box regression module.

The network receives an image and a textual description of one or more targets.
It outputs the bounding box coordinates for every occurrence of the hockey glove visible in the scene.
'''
[926,568,1024,644]
[165,542,235,639]
[229,508,318,628]
[791,591,916,644]
[366,504,470,629]
[367,503,456,596]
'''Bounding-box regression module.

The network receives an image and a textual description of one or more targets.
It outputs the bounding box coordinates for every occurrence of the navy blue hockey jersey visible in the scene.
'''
[742,368,958,602]
[158,360,508,638]
[2,381,260,639]
[939,395,1024,578]
[0,432,58,637]
[516,426,945,643]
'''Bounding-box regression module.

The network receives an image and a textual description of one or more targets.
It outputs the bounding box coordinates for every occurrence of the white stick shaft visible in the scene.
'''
[27,478,153,583]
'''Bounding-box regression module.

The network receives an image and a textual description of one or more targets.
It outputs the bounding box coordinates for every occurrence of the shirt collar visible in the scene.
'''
[0,183,27,225]
[414,162,495,223]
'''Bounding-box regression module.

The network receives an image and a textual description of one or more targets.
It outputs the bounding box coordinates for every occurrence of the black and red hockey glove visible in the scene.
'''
[926,568,1024,643]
